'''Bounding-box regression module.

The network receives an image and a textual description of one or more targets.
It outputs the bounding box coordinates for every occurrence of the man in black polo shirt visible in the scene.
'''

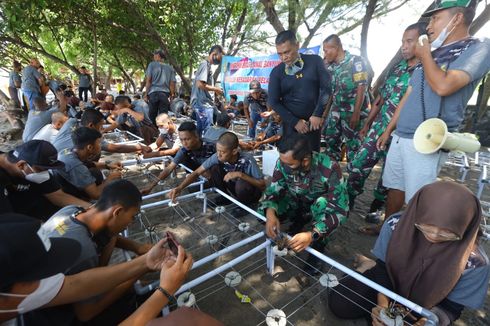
[268,30,331,152]
[0,140,89,220]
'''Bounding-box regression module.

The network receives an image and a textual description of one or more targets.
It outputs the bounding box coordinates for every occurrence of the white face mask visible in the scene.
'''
[159,127,168,135]
[0,273,65,314]
[431,16,457,50]
[23,165,51,184]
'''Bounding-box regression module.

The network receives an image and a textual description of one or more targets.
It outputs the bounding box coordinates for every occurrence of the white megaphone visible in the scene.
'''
[413,118,481,154]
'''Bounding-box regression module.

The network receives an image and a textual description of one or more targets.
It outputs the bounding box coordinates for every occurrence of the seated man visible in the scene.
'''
[142,121,215,195]
[56,127,122,200]
[53,108,150,154]
[0,140,89,220]
[224,94,239,117]
[144,113,181,158]
[111,95,157,144]
[2,216,193,326]
[260,134,348,254]
[22,91,67,142]
[33,111,68,143]
[252,111,283,149]
[169,132,265,206]
[132,93,150,120]
[202,112,231,143]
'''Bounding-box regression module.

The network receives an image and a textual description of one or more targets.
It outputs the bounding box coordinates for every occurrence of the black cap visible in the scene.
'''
[8,140,64,169]
[249,80,262,93]
[0,214,81,290]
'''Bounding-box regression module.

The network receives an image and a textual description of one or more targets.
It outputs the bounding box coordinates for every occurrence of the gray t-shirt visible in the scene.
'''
[158,132,181,150]
[133,99,150,121]
[21,66,41,93]
[22,106,59,142]
[56,149,96,189]
[190,60,213,108]
[202,151,263,179]
[52,118,78,152]
[396,38,490,139]
[9,71,21,88]
[78,73,92,88]
[42,205,98,275]
[372,213,490,309]
[202,126,229,143]
[145,61,176,95]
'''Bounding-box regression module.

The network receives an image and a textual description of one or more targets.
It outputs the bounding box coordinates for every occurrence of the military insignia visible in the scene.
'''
[441,64,447,72]
[295,73,303,79]
[55,220,69,235]
[355,62,363,72]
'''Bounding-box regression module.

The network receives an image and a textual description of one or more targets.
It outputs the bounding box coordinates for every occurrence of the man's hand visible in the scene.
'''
[159,246,193,295]
[260,111,273,119]
[376,131,391,151]
[309,116,323,131]
[107,171,122,180]
[265,212,280,239]
[145,238,175,271]
[415,34,431,60]
[144,94,149,102]
[253,141,262,150]
[223,172,242,182]
[371,306,385,326]
[107,161,123,170]
[136,143,152,154]
[294,119,309,134]
[168,187,181,202]
[359,124,369,141]
[214,87,224,96]
[349,112,360,130]
[288,232,312,252]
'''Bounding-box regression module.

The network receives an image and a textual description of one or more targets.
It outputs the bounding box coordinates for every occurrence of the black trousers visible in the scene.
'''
[148,91,170,125]
[78,87,90,102]
[209,165,262,205]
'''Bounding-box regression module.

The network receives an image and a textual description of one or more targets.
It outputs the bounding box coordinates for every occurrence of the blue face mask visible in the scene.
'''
[431,15,457,50]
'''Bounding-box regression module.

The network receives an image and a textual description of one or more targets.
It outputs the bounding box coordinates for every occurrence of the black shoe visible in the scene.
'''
[369,199,385,213]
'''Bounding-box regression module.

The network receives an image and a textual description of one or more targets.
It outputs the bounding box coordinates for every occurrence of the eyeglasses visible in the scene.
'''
[414,223,461,241]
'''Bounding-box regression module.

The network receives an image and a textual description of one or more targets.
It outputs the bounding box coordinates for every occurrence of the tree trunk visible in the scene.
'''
[360,0,378,86]
[259,0,285,33]
[92,9,98,95]
[105,67,113,91]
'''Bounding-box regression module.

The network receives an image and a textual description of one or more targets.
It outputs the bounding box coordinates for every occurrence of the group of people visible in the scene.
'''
[2,0,490,325]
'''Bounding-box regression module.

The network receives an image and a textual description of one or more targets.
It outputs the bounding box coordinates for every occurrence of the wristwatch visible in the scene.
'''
[311,230,322,242]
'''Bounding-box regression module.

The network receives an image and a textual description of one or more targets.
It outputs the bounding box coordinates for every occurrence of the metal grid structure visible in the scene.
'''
[118,179,438,325]
[103,129,144,145]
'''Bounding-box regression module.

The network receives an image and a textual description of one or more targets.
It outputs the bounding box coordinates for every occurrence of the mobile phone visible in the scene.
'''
[166,231,180,255]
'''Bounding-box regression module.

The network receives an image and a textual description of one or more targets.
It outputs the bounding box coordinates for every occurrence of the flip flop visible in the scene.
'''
[358,225,380,236]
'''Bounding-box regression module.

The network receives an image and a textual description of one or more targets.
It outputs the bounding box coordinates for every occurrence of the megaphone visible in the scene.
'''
[413,118,481,154]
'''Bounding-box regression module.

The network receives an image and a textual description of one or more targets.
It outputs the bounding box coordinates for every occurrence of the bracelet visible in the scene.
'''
[156,286,176,303]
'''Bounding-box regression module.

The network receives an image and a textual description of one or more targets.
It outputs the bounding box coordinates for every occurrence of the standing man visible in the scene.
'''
[145,49,176,125]
[376,0,490,232]
[323,34,370,163]
[244,80,270,138]
[8,61,22,109]
[268,30,331,152]
[21,58,45,111]
[191,45,225,137]
[78,66,92,102]
[347,23,426,214]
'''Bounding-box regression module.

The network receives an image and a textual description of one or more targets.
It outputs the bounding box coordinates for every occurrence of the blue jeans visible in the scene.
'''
[247,110,262,138]
[195,105,214,137]
[23,90,42,111]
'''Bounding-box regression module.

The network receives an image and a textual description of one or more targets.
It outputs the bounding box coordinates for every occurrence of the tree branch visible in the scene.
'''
[259,0,285,33]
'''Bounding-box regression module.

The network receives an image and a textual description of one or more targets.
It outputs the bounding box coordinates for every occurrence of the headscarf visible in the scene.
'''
[385,181,482,308]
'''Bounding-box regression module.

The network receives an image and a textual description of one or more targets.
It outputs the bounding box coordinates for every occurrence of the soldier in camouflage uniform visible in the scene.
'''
[260,134,349,253]
[346,23,425,213]
[323,34,370,163]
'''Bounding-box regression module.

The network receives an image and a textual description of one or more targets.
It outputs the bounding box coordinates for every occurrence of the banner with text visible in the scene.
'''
[221,46,320,101]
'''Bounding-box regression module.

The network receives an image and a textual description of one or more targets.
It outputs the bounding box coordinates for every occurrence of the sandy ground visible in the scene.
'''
[1,112,489,326]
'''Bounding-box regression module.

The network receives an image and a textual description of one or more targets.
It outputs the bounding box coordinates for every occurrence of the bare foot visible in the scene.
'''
[358,224,382,236]
[353,254,376,273]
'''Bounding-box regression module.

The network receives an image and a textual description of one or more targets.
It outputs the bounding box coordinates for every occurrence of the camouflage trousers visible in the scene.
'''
[324,108,363,162]
[346,119,389,202]
[263,195,344,245]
